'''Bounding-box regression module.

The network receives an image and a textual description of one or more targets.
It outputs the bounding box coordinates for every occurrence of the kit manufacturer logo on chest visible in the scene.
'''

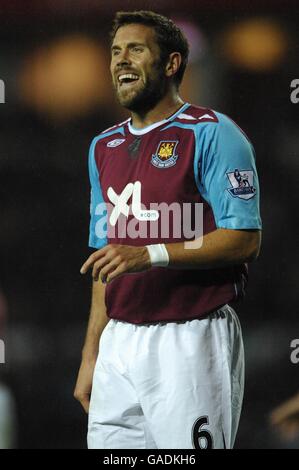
[106,138,125,148]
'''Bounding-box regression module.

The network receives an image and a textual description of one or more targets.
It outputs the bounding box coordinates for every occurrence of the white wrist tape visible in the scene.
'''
[146,243,169,267]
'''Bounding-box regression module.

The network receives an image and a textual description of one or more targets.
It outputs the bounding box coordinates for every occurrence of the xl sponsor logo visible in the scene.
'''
[0,80,5,103]
[93,181,204,249]
[107,181,159,226]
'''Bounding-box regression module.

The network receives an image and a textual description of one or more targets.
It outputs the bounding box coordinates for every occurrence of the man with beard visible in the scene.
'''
[74,11,262,449]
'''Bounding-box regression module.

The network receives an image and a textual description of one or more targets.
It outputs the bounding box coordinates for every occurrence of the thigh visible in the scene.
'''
[88,320,157,449]
[133,307,244,449]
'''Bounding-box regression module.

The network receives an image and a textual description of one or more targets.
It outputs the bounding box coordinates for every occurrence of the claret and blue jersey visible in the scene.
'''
[87,103,262,324]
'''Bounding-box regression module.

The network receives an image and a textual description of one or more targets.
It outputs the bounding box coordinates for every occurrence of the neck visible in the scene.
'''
[130,91,184,129]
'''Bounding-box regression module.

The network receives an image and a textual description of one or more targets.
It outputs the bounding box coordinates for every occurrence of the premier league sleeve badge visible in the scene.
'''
[227,169,256,200]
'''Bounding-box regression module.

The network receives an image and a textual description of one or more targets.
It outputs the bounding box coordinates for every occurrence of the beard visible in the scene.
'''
[113,62,168,114]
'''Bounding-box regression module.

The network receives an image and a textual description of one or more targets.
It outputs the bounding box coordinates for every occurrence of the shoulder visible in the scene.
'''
[176,104,247,134]
[178,104,252,146]
[174,104,219,124]
[90,118,129,151]
[99,117,130,136]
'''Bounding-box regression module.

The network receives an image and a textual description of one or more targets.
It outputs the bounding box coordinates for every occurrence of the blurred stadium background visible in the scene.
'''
[0,0,298,449]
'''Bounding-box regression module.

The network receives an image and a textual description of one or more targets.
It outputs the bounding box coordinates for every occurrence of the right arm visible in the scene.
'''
[74,136,109,412]
[74,279,109,413]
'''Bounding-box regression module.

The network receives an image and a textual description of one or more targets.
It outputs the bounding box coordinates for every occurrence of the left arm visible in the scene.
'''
[166,227,261,269]
[80,228,261,283]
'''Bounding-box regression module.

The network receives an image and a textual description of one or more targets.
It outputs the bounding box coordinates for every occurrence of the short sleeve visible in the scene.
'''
[88,137,108,249]
[197,113,262,230]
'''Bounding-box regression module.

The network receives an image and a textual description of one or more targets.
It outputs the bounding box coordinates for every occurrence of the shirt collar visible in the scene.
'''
[127,102,190,136]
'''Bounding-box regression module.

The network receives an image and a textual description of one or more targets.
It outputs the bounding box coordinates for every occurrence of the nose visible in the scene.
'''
[116,48,131,67]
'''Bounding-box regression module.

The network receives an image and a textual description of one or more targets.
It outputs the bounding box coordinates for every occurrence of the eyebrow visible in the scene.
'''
[111,42,146,51]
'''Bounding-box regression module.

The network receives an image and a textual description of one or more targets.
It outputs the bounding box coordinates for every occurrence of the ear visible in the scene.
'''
[165,52,182,79]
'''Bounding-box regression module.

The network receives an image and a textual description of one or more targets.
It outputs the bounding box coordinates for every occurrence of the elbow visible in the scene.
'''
[246,248,259,263]
[244,231,262,263]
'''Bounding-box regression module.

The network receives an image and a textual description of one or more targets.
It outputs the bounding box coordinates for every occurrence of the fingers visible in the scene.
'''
[105,263,127,283]
[74,392,90,414]
[80,247,107,274]
[92,255,111,281]
[80,244,146,283]
[80,397,90,414]
[81,245,126,282]
[97,257,122,283]
[74,358,96,415]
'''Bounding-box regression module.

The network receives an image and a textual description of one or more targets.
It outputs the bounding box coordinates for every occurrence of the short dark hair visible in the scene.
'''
[110,10,189,88]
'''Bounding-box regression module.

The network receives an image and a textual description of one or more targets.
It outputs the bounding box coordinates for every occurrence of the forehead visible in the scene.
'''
[112,23,158,48]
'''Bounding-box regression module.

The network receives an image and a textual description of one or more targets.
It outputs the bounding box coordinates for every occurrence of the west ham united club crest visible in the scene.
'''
[227,169,256,200]
[151,141,179,169]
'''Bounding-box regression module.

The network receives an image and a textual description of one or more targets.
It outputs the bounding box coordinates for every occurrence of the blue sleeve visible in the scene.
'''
[196,112,262,230]
[88,137,108,249]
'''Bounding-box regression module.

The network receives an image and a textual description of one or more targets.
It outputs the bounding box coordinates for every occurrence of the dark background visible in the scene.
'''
[0,0,298,449]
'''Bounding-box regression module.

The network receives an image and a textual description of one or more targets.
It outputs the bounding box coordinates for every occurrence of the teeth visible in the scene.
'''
[118,73,139,82]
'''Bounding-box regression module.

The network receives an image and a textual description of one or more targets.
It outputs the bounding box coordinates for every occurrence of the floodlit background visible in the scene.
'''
[0,0,298,449]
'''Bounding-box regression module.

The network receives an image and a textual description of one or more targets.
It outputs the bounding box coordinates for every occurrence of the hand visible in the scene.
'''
[270,393,299,440]
[74,357,97,414]
[80,244,151,283]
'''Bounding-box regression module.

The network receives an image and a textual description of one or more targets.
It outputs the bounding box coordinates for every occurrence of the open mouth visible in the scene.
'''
[118,73,140,87]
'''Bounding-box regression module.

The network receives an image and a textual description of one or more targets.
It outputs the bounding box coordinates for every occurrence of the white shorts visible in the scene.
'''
[88,304,244,449]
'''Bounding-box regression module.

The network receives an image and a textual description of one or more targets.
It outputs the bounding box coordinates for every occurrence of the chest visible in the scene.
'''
[96,127,200,206]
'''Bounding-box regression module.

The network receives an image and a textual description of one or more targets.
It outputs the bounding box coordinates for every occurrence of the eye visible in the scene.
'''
[112,49,120,56]
[132,47,143,53]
